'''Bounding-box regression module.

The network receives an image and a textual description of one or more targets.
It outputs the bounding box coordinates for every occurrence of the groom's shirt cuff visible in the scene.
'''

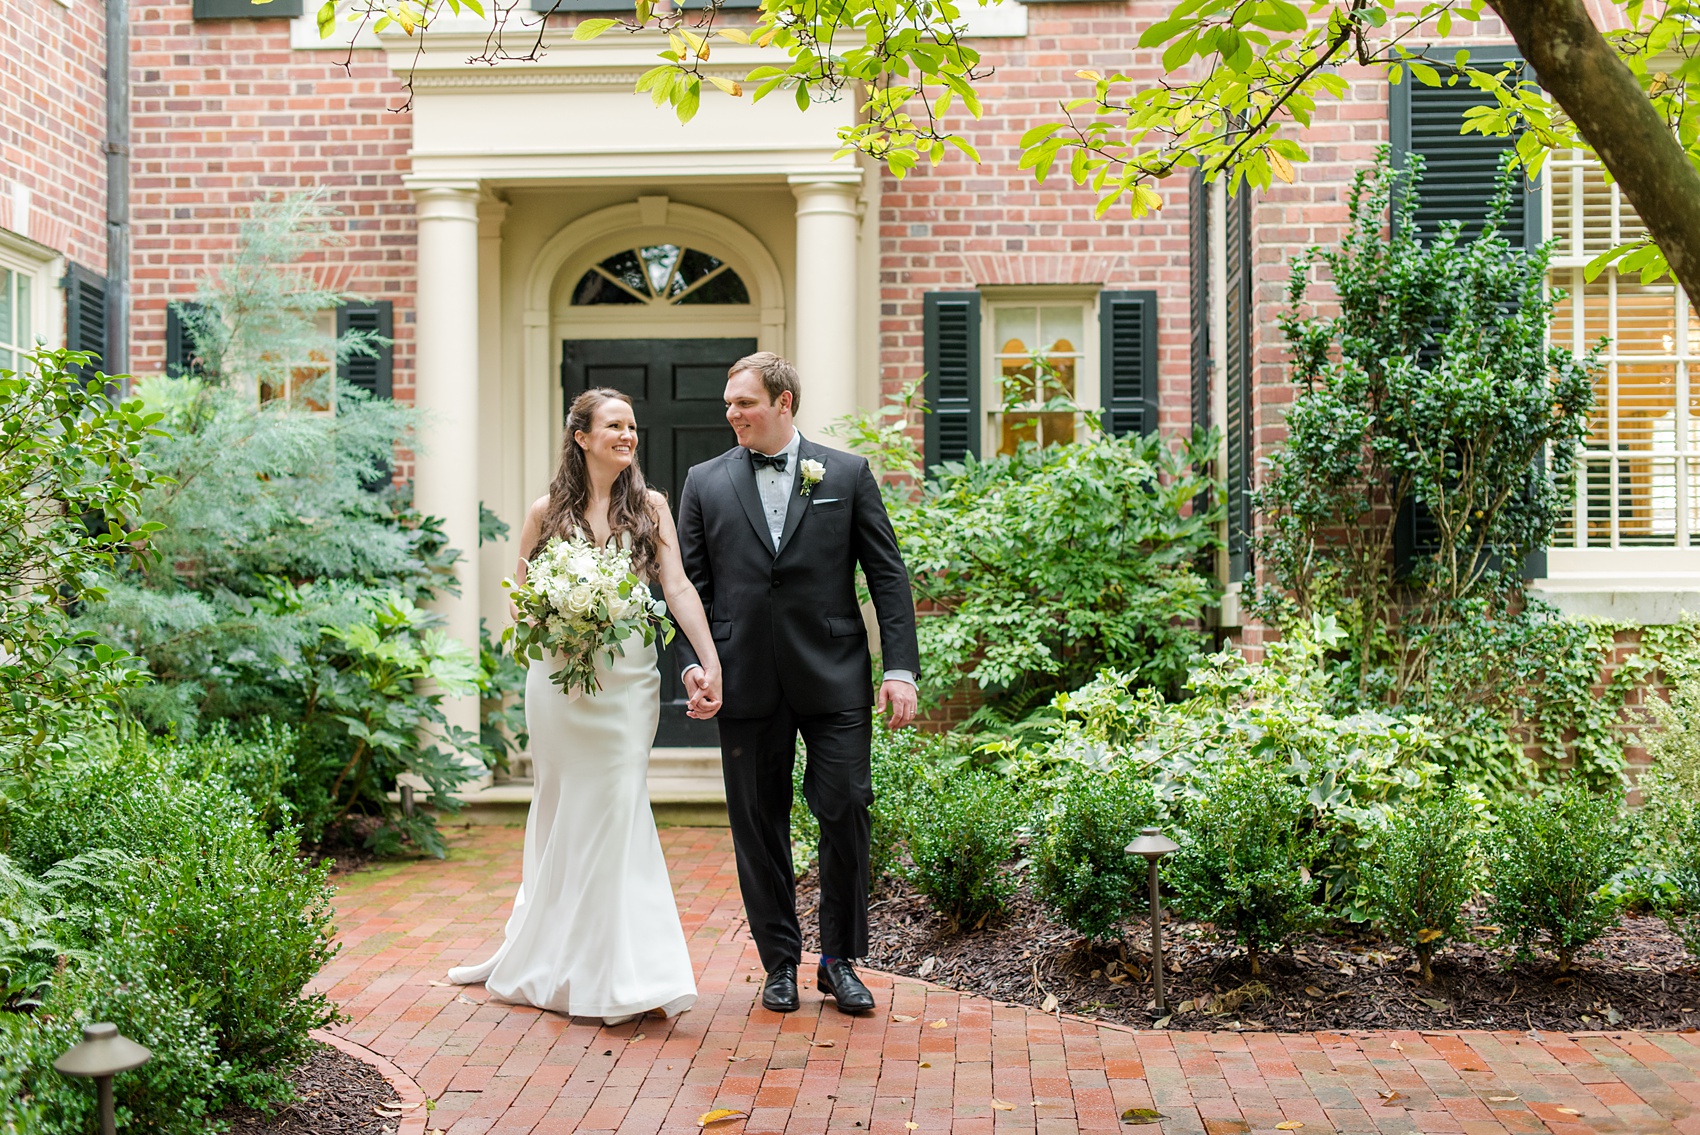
[681,663,702,680]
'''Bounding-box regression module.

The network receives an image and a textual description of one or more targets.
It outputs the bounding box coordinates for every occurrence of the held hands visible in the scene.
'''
[684,666,723,720]
[876,679,918,730]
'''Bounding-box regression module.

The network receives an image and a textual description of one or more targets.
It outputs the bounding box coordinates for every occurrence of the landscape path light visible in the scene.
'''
[54,1022,151,1135]
[1126,826,1179,1014]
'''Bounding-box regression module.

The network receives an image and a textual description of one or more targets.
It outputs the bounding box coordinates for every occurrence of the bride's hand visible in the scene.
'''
[686,666,723,719]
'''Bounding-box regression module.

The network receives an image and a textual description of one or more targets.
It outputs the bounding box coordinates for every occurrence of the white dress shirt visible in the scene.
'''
[754,429,802,551]
[683,431,915,691]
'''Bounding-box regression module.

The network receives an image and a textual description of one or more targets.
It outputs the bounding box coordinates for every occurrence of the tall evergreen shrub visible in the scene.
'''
[1254,153,1598,791]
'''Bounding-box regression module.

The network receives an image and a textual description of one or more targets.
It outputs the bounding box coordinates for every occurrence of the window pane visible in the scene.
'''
[15,272,28,347]
[639,244,681,295]
[993,307,1038,356]
[596,249,649,297]
[676,266,750,305]
[572,269,643,305]
[0,269,13,347]
[999,411,1038,455]
[1616,281,1678,355]
[1617,363,1676,450]
[675,248,723,290]
[1039,306,1083,354]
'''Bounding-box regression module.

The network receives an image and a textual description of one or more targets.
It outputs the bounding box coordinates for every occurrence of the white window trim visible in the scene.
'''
[0,227,65,356]
[979,285,1101,457]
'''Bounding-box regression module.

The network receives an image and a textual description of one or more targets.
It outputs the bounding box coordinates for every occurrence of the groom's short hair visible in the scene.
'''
[730,352,801,416]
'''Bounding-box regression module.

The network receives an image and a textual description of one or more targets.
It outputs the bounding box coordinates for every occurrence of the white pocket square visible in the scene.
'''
[812,497,842,504]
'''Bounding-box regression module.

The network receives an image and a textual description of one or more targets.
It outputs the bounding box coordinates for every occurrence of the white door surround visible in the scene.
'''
[523,198,788,504]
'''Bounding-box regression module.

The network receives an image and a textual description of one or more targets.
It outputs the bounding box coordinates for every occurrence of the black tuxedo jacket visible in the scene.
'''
[675,436,921,719]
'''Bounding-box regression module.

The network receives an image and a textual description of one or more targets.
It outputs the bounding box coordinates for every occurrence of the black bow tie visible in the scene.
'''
[751,451,789,472]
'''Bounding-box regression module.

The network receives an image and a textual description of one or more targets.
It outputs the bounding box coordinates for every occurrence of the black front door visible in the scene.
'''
[562,337,752,746]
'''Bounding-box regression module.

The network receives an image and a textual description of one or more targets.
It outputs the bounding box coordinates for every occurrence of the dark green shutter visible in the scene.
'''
[1389,48,1539,248]
[1189,169,1210,433]
[923,292,981,469]
[1223,188,1255,583]
[165,301,206,378]
[1099,291,1158,437]
[338,301,394,400]
[62,263,107,381]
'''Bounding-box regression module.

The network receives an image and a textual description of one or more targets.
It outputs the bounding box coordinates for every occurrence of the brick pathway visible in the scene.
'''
[318,824,1700,1135]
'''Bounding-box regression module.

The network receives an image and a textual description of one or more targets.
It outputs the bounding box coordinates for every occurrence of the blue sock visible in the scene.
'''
[820,954,837,967]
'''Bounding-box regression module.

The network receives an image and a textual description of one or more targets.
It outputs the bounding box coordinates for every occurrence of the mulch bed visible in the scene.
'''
[796,872,1700,1033]
[218,1042,406,1134]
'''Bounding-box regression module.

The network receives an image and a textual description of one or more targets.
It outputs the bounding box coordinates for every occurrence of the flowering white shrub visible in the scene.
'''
[503,534,673,696]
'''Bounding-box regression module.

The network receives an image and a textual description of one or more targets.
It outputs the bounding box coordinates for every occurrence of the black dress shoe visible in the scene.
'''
[761,963,799,1013]
[816,959,876,1014]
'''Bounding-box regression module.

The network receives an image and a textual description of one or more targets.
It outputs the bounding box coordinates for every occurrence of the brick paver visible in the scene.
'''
[316,825,1700,1134]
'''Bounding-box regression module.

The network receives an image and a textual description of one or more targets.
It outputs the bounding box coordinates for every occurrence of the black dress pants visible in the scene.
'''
[717,700,874,973]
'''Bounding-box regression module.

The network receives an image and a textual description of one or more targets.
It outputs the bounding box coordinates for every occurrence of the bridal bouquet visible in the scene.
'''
[503,534,674,696]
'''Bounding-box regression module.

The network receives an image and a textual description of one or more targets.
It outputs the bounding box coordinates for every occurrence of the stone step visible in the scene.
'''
[441,747,728,827]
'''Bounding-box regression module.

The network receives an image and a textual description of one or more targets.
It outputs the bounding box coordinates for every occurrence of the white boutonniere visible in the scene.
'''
[799,457,826,497]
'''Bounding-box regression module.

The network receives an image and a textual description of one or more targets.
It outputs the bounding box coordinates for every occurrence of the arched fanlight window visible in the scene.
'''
[571,244,751,306]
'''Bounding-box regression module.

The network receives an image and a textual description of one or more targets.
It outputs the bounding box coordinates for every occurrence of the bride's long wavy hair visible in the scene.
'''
[531,388,662,583]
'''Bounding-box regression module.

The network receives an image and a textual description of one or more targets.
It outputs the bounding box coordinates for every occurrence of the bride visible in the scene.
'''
[448,387,723,1025]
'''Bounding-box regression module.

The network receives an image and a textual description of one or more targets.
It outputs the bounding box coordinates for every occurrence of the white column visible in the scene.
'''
[411,183,486,782]
[790,178,862,435]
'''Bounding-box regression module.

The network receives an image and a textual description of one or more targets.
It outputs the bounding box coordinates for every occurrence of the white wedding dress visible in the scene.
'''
[447,620,697,1023]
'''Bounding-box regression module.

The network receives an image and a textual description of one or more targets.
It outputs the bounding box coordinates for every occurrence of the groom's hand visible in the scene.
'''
[876,680,918,730]
[684,666,723,719]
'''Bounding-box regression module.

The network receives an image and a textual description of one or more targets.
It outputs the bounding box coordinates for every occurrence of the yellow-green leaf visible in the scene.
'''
[574,17,618,39]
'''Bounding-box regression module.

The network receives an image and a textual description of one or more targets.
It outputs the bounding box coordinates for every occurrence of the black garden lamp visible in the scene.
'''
[54,1022,151,1135]
[1125,826,1179,1014]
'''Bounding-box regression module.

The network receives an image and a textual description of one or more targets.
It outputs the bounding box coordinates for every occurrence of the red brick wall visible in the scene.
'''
[127,3,415,431]
[876,1,1198,438]
[0,0,108,271]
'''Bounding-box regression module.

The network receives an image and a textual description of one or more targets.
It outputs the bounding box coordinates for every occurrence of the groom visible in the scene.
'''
[675,352,921,1016]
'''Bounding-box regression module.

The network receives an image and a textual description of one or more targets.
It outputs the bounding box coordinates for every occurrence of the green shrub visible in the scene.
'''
[833,385,1221,718]
[0,347,165,788]
[905,770,1018,930]
[1,941,228,1135]
[75,193,499,855]
[1488,781,1629,972]
[789,728,943,883]
[10,742,336,1102]
[1032,767,1157,941]
[1656,809,1700,961]
[1361,787,1480,982]
[1253,155,1595,753]
[1167,760,1321,974]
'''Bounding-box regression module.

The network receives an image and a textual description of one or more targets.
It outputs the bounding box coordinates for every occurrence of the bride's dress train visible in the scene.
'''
[447,632,697,1022]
